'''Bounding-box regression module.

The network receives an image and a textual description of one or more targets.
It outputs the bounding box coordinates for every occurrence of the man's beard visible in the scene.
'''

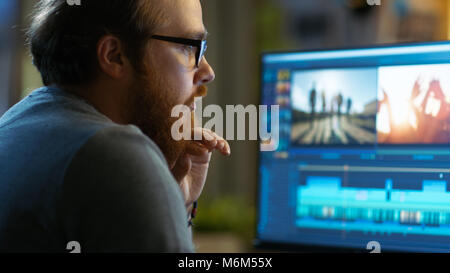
[127,72,188,169]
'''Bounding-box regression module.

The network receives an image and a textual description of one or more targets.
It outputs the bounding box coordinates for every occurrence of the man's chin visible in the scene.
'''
[127,75,192,170]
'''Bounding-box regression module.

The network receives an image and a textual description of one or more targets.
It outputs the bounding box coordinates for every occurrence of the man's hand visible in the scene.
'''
[171,128,230,207]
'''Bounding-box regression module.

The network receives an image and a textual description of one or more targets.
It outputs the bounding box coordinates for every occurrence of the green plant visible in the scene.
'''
[193,196,255,241]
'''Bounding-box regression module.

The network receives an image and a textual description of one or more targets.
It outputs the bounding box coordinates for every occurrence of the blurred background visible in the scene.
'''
[2,0,450,252]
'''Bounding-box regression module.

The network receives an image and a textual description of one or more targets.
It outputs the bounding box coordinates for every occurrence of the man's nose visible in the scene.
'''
[195,57,215,85]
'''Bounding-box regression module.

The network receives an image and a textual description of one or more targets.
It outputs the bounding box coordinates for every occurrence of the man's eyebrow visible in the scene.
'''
[190,30,208,40]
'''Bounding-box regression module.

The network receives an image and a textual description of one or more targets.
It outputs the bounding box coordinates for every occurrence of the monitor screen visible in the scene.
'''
[257,41,450,253]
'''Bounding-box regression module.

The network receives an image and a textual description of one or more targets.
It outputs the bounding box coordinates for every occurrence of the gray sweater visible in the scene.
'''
[0,87,194,252]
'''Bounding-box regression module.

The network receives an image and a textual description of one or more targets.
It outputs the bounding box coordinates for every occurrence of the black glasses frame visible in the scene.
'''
[151,35,207,68]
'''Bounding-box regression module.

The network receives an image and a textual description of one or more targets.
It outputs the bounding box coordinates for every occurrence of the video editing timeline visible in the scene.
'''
[297,166,450,236]
[257,42,450,252]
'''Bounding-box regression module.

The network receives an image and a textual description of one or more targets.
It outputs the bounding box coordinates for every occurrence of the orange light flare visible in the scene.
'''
[377,99,418,135]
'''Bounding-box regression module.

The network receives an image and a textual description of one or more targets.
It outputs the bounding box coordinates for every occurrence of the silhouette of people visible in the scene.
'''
[346,97,352,123]
[321,91,327,113]
[346,98,352,116]
[330,97,335,115]
[309,82,317,115]
[336,92,343,116]
[309,82,317,128]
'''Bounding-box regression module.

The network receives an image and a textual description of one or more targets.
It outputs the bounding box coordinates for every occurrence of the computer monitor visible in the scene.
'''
[257,41,450,253]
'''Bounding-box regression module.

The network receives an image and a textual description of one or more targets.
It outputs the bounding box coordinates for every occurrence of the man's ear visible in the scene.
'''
[96,35,129,79]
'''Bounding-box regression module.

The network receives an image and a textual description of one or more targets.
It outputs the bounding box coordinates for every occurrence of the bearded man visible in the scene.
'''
[0,0,230,252]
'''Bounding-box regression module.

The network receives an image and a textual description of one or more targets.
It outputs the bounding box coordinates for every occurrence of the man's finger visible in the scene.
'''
[191,127,215,142]
[197,129,218,150]
[191,128,219,151]
[208,131,230,156]
[200,129,231,156]
[185,142,210,156]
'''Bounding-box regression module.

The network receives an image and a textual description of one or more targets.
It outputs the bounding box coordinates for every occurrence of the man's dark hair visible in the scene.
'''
[27,0,163,86]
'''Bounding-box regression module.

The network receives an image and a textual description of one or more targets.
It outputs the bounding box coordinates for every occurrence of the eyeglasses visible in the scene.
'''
[151,35,207,68]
